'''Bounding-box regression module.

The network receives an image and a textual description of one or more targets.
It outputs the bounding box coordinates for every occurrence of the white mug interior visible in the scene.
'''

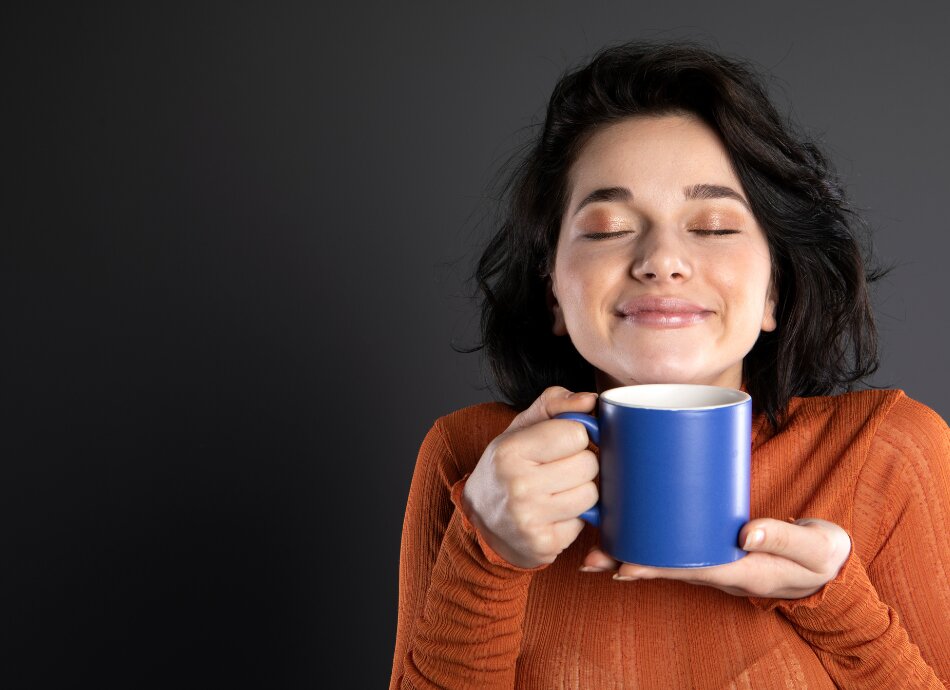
[601,384,750,410]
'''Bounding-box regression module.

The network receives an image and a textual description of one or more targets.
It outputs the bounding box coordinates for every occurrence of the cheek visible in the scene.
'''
[715,257,772,319]
[554,266,613,334]
[564,263,619,312]
[732,241,772,294]
[555,254,595,300]
[559,275,595,320]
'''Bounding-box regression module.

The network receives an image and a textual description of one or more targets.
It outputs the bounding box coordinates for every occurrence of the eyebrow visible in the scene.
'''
[683,183,752,212]
[572,187,632,216]
[571,183,752,216]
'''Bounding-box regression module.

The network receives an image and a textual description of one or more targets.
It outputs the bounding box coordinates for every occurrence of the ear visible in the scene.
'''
[761,279,778,333]
[546,275,568,336]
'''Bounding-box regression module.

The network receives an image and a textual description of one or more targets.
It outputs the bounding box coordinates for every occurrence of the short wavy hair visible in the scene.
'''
[467,40,883,428]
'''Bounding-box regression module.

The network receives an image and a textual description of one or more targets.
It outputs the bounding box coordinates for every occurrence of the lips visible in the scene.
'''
[616,296,713,328]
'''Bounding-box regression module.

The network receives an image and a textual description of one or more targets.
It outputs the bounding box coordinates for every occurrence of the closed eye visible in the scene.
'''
[692,229,740,236]
[583,231,633,240]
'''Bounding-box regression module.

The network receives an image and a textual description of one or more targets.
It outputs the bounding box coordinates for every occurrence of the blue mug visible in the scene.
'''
[557,384,751,568]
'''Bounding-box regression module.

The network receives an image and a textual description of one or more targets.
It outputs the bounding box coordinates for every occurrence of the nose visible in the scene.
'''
[630,227,692,283]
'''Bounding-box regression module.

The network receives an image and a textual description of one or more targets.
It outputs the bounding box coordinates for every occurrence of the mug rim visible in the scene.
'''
[600,383,750,410]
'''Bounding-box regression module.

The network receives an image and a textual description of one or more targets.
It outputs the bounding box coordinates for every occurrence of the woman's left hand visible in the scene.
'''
[582,518,852,599]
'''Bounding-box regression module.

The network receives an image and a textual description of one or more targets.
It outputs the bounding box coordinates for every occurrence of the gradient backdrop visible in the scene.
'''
[5,3,949,688]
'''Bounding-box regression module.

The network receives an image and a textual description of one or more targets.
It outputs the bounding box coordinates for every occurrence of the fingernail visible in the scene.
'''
[612,573,638,582]
[744,529,765,550]
[571,391,597,400]
[579,565,607,573]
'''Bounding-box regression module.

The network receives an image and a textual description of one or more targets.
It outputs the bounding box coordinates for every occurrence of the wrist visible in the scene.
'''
[749,546,858,614]
[452,475,547,572]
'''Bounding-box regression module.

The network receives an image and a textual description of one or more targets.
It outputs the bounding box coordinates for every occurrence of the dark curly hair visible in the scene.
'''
[465,40,883,429]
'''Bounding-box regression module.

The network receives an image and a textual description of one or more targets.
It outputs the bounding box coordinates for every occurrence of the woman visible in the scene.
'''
[390,41,950,688]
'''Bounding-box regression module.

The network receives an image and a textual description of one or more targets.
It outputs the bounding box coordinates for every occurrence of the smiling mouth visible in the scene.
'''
[616,296,713,328]
[619,310,712,328]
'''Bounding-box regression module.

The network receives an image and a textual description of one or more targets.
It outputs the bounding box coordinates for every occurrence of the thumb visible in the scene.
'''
[738,517,851,574]
[508,386,599,432]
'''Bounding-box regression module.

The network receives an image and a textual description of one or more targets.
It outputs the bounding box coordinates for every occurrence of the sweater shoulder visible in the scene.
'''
[786,389,945,433]
[879,392,948,437]
[788,388,903,420]
[857,391,949,483]
[775,389,947,479]
[779,388,911,439]
[754,389,915,474]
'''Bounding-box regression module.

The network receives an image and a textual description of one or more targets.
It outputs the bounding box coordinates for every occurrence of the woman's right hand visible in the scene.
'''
[460,386,600,569]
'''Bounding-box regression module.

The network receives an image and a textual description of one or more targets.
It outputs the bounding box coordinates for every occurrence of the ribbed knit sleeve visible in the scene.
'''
[391,418,541,690]
[751,394,950,688]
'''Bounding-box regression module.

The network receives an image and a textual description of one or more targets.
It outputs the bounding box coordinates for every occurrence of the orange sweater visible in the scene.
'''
[391,390,950,689]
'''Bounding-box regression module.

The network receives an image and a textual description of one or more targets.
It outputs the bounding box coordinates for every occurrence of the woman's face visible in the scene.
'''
[549,114,776,391]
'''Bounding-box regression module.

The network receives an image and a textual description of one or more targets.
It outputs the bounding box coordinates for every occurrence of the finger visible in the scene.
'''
[542,481,599,523]
[613,562,717,582]
[507,386,598,433]
[550,518,587,555]
[533,450,599,494]
[512,418,599,464]
[739,518,851,573]
[580,547,619,572]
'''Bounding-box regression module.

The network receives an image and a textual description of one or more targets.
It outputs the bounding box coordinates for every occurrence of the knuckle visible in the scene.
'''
[582,481,599,507]
[810,525,840,562]
[564,518,585,543]
[511,508,539,535]
[581,450,600,479]
[507,476,531,501]
[826,530,852,566]
[814,529,834,555]
[539,386,569,411]
[543,385,570,399]
[771,528,791,552]
[531,530,557,556]
[568,423,590,448]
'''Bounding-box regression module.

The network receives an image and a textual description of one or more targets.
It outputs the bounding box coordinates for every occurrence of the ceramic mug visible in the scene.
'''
[556,383,751,568]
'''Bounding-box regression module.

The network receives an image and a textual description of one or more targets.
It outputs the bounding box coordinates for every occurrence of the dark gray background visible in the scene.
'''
[5,3,948,688]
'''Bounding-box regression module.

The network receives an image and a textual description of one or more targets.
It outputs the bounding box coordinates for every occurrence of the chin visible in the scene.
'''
[602,360,735,389]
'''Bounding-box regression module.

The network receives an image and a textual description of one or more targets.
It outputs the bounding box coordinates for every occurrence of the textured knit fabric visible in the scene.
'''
[390,390,950,689]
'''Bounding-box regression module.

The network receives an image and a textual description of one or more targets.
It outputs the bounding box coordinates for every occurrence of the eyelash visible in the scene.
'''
[583,229,740,240]
[692,229,740,237]
[582,231,630,240]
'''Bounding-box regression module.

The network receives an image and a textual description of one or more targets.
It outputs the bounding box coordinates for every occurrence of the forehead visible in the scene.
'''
[567,114,741,197]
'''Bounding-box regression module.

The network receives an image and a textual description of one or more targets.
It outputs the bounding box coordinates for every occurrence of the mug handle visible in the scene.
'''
[554,412,601,527]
